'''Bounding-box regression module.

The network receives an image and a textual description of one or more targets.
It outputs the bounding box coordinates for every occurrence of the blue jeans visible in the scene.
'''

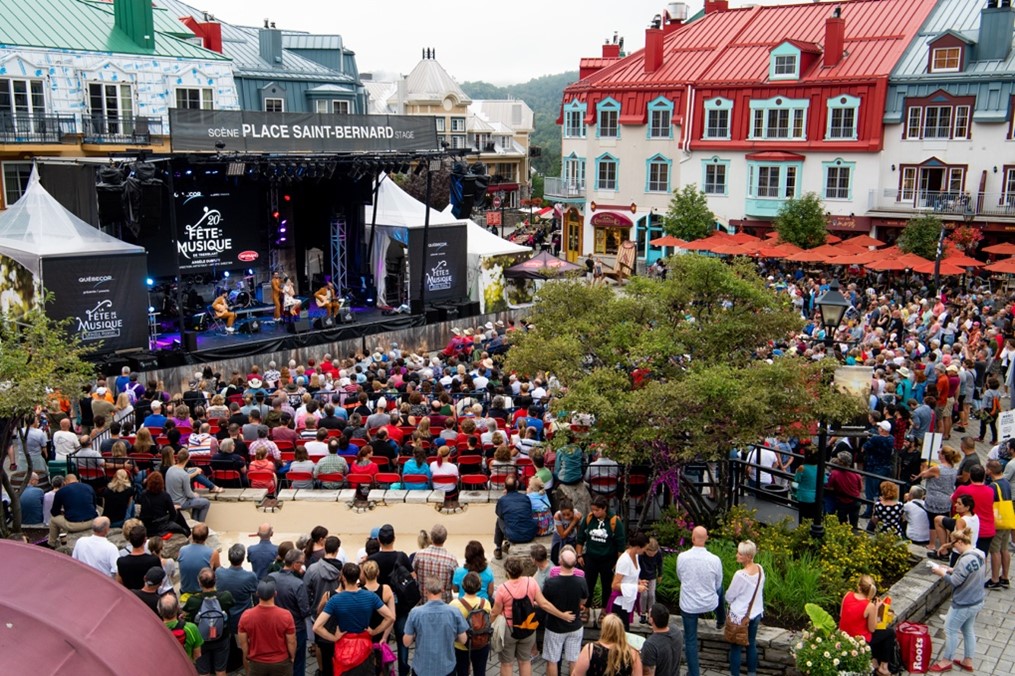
[943,602,983,661]
[682,590,726,676]
[293,628,306,676]
[394,613,410,676]
[863,475,883,517]
[729,616,760,675]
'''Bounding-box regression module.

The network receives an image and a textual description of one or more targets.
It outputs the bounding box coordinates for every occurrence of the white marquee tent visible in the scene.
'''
[367,175,529,310]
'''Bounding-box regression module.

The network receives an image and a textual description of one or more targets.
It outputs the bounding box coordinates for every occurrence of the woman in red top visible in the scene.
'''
[839,575,895,676]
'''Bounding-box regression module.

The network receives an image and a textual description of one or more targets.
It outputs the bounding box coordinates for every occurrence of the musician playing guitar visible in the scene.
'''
[271,271,282,320]
[314,280,342,319]
[212,293,237,333]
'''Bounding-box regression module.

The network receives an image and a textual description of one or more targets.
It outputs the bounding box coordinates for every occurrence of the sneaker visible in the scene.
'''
[639,614,648,624]
[1001,578,1010,589]
[494,548,502,560]
[503,542,511,554]
[984,580,1002,590]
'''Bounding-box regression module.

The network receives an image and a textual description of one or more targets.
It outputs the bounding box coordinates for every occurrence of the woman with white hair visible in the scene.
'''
[725,540,765,676]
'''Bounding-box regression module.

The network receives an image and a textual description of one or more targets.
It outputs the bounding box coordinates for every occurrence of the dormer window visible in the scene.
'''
[768,41,817,81]
[931,47,961,73]
[773,55,798,78]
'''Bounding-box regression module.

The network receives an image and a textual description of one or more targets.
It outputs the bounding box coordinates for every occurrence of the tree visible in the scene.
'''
[393,167,451,211]
[663,185,715,241]
[505,256,865,527]
[774,192,828,249]
[0,302,95,539]
[531,174,544,200]
[899,215,944,260]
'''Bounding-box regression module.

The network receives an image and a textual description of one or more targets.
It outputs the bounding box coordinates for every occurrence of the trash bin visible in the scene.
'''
[759,484,790,502]
[896,621,931,674]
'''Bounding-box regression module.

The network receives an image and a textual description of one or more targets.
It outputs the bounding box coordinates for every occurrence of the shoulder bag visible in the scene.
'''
[994,483,1015,530]
[724,565,763,647]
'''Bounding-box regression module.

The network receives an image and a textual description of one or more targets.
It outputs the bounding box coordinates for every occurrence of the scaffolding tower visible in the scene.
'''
[330,216,348,294]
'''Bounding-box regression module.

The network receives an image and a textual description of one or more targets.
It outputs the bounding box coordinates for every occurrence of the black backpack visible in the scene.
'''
[389,561,421,608]
[509,581,539,639]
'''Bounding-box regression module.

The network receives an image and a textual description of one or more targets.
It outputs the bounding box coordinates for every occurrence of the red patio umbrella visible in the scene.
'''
[983,243,1015,255]
[942,252,985,268]
[0,540,197,673]
[866,257,915,271]
[785,248,835,263]
[910,259,966,276]
[711,241,759,256]
[756,242,802,258]
[826,249,886,266]
[649,235,689,248]
[728,232,761,244]
[841,234,885,248]
[984,256,1015,274]
[824,233,842,244]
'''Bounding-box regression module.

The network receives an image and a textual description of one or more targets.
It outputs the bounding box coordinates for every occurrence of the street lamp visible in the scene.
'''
[810,279,851,539]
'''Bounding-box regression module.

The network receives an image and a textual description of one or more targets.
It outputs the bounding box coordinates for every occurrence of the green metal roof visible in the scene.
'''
[0,0,229,60]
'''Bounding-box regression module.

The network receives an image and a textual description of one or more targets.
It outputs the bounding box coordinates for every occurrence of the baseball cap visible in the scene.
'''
[877,420,892,432]
[144,566,166,586]
[370,527,381,539]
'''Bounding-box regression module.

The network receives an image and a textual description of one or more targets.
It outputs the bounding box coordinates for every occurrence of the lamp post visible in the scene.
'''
[811,279,850,539]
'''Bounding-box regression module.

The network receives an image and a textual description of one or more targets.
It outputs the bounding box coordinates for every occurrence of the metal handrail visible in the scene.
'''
[0,112,77,143]
[81,115,162,144]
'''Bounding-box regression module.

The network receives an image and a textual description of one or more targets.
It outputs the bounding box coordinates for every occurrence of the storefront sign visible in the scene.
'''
[590,211,633,228]
[171,110,440,153]
[826,215,871,232]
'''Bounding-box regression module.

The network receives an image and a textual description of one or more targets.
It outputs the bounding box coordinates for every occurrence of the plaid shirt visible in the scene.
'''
[249,438,280,463]
[412,546,458,603]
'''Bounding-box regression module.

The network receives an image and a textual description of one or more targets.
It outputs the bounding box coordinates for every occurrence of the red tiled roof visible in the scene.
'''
[566,0,937,93]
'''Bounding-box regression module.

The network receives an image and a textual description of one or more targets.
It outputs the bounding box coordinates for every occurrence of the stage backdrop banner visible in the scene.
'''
[172,189,265,274]
[407,223,468,302]
[170,110,439,154]
[42,253,149,353]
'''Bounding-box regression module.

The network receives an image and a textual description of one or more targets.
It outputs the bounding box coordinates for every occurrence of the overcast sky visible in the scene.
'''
[192,0,809,84]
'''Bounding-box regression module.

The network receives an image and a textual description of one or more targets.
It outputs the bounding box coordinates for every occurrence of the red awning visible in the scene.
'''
[590,211,633,228]
[487,182,519,193]
[744,151,806,162]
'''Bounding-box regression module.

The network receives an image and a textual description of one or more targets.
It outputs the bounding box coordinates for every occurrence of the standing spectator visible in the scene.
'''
[179,524,220,598]
[638,538,663,626]
[450,572,494,676]
[133,566,167,615]
[550,497,582,564]
[72,516,119,577]
[985,460,1012,589]
[826,451,863,528]
[861,421,895,518]
[312,562,395,676]
[412,524,458,603]
[610,532,648,630]
[166,450,212,522]
[951,464,996,554]
[452,540,495,601]
[47,474,98,548]
[726,541,765,676]
[676,527,725,676]
[304,536,344,676]
[641,603,683,676]
[183,568,235,676]
[913,446,960,553]
[541,547,588,676]
[956,437,980,486]
[237,579,297,676]
[928,529,987,673]
[269,549,311,676]
[870,481,906,538]
[576,495,626,609]
[216,544,259,635]
[160,594,203,666]
[367,524,414,676]
[571,614,641,676]
[403,576,469,676]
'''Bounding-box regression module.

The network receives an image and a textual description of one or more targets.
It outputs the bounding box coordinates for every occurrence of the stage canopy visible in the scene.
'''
[0,167,149,352]
[368,175,528,311]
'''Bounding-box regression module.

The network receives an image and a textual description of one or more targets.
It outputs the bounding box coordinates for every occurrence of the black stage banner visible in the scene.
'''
[407,223,468,302]
[43,253,149,353]
[171,189,266,275]
[170,110,439,154]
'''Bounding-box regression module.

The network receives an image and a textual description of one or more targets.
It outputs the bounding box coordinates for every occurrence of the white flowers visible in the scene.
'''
[833,658,840,666]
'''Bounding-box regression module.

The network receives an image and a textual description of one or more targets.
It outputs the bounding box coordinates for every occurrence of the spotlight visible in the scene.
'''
[146,277,154,287]
[247,268,254,275]
[223,271,230,278]
[148,305,155,313]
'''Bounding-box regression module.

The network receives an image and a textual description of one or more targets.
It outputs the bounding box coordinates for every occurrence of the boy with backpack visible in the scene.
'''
[450,571,494,676]
[182,567,235,676]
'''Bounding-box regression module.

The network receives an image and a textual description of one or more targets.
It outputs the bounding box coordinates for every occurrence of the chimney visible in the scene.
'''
[644,27,664,73]
[179,16,223,53]
[602,43,621,58]
[978,0,1015,62]
[113,0,155,50]
[664,2,689,34]
[259,25,284,67]
[704,0,729,14]
[824,8,845,67]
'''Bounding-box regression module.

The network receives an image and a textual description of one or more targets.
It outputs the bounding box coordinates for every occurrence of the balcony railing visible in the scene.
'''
[544,177,586,199]
[0,113,77,144]
[870,189,1015,218]
[82,115,162,144]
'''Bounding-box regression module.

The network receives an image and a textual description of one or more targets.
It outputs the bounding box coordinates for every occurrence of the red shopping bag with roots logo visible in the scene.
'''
[896,622,931,674]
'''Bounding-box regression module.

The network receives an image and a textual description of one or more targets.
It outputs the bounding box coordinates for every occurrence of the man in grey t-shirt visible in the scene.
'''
[642,603,683,676]
[166,449,210,522]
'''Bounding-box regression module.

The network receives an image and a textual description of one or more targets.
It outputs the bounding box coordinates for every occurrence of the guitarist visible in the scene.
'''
[314,280,342,320]
[212,293,237,334]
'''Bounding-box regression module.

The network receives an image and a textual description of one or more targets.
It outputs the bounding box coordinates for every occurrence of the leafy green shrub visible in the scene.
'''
[652,505,697,550]
[792,604,872,676]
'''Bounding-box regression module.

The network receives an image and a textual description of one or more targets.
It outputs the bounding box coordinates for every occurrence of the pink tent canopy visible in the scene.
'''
[0,540,196,673]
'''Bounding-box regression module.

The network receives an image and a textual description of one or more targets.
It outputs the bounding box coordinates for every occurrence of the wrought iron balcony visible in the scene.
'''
[870,189,1015,219]
[0,113,77,144]
[82,115,163,144]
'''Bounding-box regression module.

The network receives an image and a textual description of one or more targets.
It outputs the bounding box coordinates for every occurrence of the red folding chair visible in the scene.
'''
[280,451,296,464]
[212,469,243,487]
[374,472,401,488]
[285,471,315,488]
[316,472,345,487]
[489,474,508,490]
[346,473,374,490]
[350,438,368,448]
[457,454,483,474]
[372,457,389,469]
[402,474,431,489]
[247,469,277,492]
[274,440,295,451]
[461,474,489,490]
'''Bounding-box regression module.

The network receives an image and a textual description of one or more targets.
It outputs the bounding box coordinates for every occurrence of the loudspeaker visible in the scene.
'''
[438,304,459,321]
[337,307,353,324]
[287,319,311,334]
[96,187,124,225]
[237,318,261,334]
[182,331,198,352]
[100,356,130,377]
[460,301,480,318]
[410,299,424,315]
[128,353,160,371]
[313,316,335,330]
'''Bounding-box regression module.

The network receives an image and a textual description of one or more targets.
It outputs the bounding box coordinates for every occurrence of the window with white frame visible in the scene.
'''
[0,78,46,120]
[703,98,732,140]
[564,155,585,189]
[900,167,917,201]
[451,117,466,132]
[826,94,860,140]
[88,82,133,130]
[2,162,33,206]
[749,98,808,140]
[702,159,729,195]
[823,160,854,200]
[931,47,961,73]
[596,154,618,190]
[773,54,797,78]
[315,99,350,114]
[748,163,799,199]
[597,98,619,138]
[435,117,446,132]
[646,156,670,193]
[451,134,466,149]
[1004,166,1015,206]
[904,103,971,140]
[175,87,213,110]
[563,101,587,138]
[264,97,284,113]
[648,98,672,138]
